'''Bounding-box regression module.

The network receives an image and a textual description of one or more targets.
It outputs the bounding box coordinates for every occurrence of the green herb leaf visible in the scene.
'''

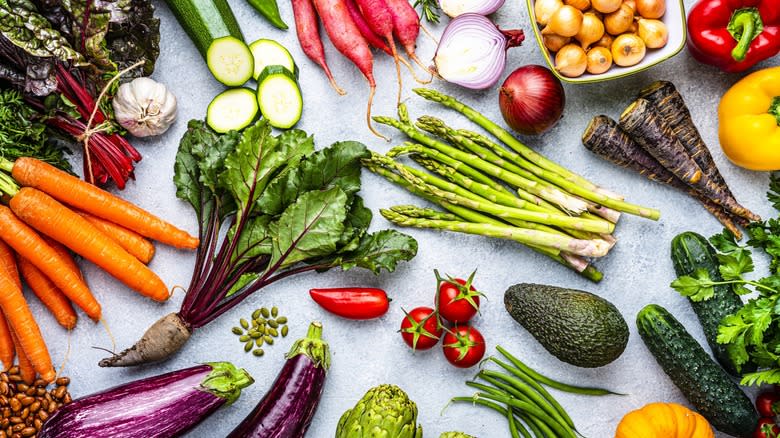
[325,229,419,274]
[174,120,208,215]
[741,368,780,387]
[670,268,715,301]
[226,273,259,297]
[716,252,754,280]
[710,228,742,254]
[231,215,273,263]
[335,196,373,253]
[769,172,780,211]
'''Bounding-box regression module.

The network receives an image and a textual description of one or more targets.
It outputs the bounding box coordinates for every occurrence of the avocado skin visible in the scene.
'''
[504,283,629,368]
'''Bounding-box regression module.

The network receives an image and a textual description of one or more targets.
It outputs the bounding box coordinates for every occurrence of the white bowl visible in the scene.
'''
[526,0,687,83]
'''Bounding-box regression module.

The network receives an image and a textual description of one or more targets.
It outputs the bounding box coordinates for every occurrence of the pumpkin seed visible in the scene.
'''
[268,328,278,337]
[261,307,270,318]
[281,325,289,337]
[244,341,253,352]
[239,335,250,342]
[250,331,262,339]
[268,320,279,329]
[253,349,265,357]
[271,306,278,317]
[255,317,266,325]
[240,319,249,329]
[231,327,243,335]
[276,316,287,324]
[264,336,274,345]
[252,309,262,320]
[256,338,264,347]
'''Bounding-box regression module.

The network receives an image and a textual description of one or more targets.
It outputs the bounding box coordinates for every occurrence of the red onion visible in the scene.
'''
[440,0,506,17]
[434,13,524,90]
[498,65,565,135]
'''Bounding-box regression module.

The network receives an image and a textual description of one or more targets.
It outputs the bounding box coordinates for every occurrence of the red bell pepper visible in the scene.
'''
[309,287,390,320]
[687,0,780,72]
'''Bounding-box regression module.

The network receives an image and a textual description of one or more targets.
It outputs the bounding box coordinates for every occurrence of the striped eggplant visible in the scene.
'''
[39,362,253,438]
[227,321,330,438]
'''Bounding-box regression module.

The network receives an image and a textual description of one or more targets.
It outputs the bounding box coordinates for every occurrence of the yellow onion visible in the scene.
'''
[544,33,571,51]
[636,0,665,19]
[535,0,564,25]
[586,46,612,73]
[612,33,646,66]
[576,12,604,49]
[623,0,636,11]
[594,33,614,47]
[586,8,603,19]
[638,18,668,48]
[555,43,588,76]
[564,0,590,11]
[591,0,620,14]
[542,5,583,37]
[604,3,634,35]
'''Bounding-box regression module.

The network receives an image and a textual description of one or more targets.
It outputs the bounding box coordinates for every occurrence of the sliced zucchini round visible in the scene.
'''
[249,39,297,80]
[207,36,254,86]
[257,65,303,129]
[207,88,258,133]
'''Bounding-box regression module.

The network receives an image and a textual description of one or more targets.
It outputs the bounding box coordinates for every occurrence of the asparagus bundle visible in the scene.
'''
[365,89,660,282]
[583,81,758,238]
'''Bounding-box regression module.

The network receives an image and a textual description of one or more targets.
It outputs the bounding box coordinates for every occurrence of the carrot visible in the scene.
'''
[583,115,743,238]
[312,0,386,140]
[385,0,430,72]
[355,0,403,104]
[0,254,54,382]
[291,0,346,95]
[42,236,85,281]
[9,188,169,302]
[11,330,35,385]
[18,257,78,330]
[76,211,155,264]
[9,157,199,249]
[619,99,757,222]
[0,239,20,292]
[0,206,101,320]
[0,309,14,370]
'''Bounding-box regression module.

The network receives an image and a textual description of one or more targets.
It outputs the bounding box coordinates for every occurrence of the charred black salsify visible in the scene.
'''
[227,322,330,438]
[582,115,744,238]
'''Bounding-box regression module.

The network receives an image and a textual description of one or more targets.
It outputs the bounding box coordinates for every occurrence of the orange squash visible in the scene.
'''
[615,402,714,438]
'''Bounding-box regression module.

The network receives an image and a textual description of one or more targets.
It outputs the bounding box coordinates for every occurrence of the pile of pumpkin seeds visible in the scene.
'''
[232,306,289,357]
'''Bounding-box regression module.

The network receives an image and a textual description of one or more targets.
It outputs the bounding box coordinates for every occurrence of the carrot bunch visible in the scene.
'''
[291,0,432,138]
[0,157,199,383]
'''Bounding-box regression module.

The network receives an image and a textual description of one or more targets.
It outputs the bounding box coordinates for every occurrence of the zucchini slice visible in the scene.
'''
[257,66,303,129]
[207,88,258,133]
[249,39,297,80]
[207,36,254,86]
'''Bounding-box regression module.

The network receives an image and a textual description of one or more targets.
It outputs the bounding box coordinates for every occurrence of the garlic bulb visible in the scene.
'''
[112,77,177,137]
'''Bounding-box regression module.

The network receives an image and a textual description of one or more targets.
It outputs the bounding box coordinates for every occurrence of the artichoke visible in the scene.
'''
[336,384,423,438]
[439,433,475,438]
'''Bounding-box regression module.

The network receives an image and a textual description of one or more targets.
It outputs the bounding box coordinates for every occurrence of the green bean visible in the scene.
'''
[508,408,521,438]
[465,381,507,398]
[477,392,575,438]
[496,346,622,396]
[485,363,574,429]
[518,412,544,438]
[478,374,535,405]
[527,412,561,438]
[450,396,508,417]
[511,413,533,438]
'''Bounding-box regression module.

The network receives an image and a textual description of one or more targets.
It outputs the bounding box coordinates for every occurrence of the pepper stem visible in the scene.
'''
[770,97,780,127]
[728,7,764,62]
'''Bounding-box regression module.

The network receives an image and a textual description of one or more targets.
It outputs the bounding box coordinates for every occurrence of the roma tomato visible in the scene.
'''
[400,307,442,351]
[442,325,486,368]
[757,392,780,418]
[436,270,483,324]
[754,418,780,438]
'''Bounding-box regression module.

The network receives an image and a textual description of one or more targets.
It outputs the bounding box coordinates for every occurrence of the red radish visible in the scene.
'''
[345,0,392,55]
[291,0,346,95]
[312,0,387,139]
[355,0,403,103]
[384,0,431,73]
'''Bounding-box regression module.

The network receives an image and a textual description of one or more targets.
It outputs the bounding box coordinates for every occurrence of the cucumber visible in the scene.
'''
[164,0,244,59]
[249,39,297,80]
[206,88,258,133]
[257,66,303,129]
[670,231,752,376]
[637,304,758,437]
[207,36,254,86]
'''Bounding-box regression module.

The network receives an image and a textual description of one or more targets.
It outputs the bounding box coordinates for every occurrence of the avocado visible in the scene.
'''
[504,283,629,368]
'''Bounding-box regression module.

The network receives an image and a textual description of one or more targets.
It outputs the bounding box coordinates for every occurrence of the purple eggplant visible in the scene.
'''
[39,362,253,438]
[227,321,330,438]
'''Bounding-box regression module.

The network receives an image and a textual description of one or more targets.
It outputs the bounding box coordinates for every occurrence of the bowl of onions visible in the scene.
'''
[528,0,686,83]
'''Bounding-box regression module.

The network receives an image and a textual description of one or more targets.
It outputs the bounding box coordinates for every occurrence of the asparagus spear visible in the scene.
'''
[380,208,611,257]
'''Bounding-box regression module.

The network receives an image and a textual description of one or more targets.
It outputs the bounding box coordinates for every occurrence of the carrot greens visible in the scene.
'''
[100,119,417,367]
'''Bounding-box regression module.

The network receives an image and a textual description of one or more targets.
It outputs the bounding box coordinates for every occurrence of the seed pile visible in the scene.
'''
[0,368,71,438]
[232,306,289,357]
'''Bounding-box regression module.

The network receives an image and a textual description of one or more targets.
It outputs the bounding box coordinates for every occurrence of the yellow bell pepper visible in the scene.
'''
[719,66,780,171]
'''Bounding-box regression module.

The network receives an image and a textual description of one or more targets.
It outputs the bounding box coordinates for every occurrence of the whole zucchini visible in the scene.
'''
[670,231,750,375]
[164,0,244,58]
[637,304,757,437]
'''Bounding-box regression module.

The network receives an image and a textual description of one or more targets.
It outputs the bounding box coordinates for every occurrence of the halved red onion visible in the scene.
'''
[441,0,506,18]
[434,13,524,90]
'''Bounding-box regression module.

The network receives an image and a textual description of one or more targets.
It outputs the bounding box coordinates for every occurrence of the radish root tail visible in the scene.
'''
[420,23,439,44]
[409,52,438,78]
[324,67,347,95]
[56,330,72,378]
[366,85,390,141]
[400,56,433,84]
[388,39,403,106]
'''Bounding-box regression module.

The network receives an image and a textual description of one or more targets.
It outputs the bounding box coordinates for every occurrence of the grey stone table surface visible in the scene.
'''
[48,0,779,436]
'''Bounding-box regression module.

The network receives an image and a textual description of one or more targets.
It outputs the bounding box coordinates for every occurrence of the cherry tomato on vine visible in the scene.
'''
[754,418,780,438]
[400,307,442,351]
[757,392,780,418]
[436,270,484,324]
[442,325,486,368]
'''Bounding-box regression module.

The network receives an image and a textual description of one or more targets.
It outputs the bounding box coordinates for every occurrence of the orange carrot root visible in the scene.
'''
[11,330,35,385]
[0,310,15,371]
[76,211,155,264]
[18,257,78,330]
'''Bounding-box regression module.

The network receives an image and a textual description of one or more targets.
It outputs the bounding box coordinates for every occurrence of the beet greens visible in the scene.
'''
[100,119,417,367]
